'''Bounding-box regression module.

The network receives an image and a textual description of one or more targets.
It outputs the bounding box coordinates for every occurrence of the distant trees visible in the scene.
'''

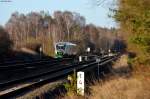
[5,11,121,56]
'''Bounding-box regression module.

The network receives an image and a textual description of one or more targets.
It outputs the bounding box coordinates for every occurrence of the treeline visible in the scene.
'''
[4,11,124,56]
[112,0,150,64]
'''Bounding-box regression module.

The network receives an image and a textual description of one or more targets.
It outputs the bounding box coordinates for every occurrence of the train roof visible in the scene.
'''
[55,42,77,46]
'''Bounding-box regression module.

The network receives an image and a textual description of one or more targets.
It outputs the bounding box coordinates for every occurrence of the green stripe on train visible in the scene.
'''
[55,51,63,58]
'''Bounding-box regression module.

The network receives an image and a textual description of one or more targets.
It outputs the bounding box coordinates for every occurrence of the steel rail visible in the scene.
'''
[0,56,108,71]
[0,58,52,65]
[0,56,113,86]
[0,58,72,69]
[0,56,113,89]
[0,60,97,98]
[0,60,95,89]
[0,55,118,98]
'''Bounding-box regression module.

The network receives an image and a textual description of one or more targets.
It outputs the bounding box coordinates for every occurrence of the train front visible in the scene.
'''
[55,42,65,58]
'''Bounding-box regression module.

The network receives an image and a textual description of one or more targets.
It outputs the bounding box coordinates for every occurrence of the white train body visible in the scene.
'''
[54,42,77,57]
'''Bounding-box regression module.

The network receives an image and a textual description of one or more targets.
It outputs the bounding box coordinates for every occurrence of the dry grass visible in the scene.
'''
[113,55,128,69]
[89,77,150,99]
[111,54,131,77]
[60,94,84,99]
[63,54,150,99]
[63,77,150,99]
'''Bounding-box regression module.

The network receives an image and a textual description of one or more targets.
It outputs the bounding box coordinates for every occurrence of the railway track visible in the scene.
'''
[0,54,119,98]
[0,58,74,79]
[0,58,72,68]
[0,58,52,66]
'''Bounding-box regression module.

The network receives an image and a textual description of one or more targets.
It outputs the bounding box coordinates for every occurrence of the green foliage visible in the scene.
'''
[127,55,135,65]
[63,70,77,95]
[112,0,150,64]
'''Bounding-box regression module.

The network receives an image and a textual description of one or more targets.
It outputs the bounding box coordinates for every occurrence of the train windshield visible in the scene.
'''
[56,44,65,50]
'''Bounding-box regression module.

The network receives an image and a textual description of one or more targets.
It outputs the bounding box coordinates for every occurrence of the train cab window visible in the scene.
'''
[56,45,65,50]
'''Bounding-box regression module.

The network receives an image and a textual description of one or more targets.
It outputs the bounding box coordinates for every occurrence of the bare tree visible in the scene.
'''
[62,11,74,41]
[5,11,120,56]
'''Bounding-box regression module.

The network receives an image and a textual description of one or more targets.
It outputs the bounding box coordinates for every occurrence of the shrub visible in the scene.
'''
[0,26,13,55]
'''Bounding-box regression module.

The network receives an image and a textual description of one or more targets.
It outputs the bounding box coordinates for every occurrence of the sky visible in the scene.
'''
[0,0,116,28]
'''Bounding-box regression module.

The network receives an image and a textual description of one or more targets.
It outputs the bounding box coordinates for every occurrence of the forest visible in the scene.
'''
[0,11,125,57]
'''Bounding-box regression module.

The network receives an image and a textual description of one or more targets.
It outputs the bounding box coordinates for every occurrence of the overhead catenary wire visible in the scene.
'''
[97,0,107,6]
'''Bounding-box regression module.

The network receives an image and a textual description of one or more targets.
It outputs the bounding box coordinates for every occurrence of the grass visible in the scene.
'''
[63,76,150,99]
[62,54,150,99]
[89,77,150,99]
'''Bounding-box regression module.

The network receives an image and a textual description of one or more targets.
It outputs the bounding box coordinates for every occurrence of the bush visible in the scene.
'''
[112,0,150,65]
[64,70,77,95]
[0,26,13,55]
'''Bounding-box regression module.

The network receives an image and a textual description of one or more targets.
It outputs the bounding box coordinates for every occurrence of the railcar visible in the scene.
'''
[54,42,77,58]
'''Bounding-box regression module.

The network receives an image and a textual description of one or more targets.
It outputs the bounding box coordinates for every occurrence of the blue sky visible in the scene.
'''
[0,0,116,28]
